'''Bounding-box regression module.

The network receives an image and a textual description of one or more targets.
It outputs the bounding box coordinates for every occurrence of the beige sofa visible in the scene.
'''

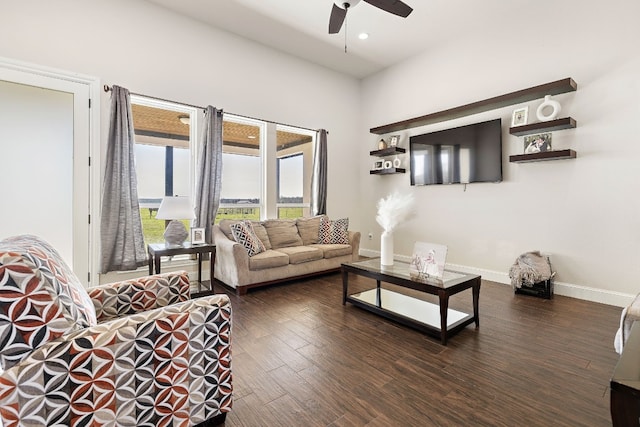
[213,216,360,294]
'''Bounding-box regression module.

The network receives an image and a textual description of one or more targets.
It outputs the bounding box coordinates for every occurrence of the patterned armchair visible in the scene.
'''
[0,235,232,426]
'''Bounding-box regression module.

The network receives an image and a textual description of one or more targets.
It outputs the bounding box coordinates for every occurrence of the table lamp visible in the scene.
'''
[156,196,195,246]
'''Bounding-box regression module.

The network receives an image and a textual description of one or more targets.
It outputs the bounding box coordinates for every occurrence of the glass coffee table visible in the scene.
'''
[342,258,481,345]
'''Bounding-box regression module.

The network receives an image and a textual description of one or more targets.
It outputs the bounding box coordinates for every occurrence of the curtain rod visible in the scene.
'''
[103,84,325,134]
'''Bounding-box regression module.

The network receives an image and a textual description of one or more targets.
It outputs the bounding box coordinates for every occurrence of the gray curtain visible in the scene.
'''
[311,129,328,215]
[194,106,224,244]
[100,86,147,273]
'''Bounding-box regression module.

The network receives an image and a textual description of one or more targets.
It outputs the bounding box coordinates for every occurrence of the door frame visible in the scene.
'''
[0,56,101,287]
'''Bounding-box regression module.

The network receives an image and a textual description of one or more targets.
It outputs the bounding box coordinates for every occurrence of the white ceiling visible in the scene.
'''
[145,0,531,79]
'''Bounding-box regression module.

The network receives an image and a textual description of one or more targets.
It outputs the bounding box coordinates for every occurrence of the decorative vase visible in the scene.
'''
[380,231,394,266]
[378,139,387,150]
[164,220,188,246]
[536,95,561,122]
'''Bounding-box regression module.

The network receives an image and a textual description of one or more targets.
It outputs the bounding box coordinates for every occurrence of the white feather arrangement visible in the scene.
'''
[376,191,415,233]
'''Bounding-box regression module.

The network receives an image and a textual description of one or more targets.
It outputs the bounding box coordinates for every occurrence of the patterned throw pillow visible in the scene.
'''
[318,217,350,244]
[230,220,266,256]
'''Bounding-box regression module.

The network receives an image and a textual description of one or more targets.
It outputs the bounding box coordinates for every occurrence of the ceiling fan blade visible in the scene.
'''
[363,0,413,18]
[329,3,347,34]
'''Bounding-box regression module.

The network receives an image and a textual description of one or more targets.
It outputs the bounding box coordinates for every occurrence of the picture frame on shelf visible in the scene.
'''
[191,227,205,244]
[524,133,552,154]
[373,160,384,170]
[389,135,400,147]
[511,106,529,127]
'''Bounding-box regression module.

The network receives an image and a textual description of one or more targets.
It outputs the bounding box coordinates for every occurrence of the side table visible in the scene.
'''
[147,242,216,295]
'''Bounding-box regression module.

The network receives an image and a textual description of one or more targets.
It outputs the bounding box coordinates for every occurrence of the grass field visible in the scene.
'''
[140,207,304,244]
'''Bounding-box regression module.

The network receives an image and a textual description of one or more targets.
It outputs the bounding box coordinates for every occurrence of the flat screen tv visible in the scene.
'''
[410,118,502,186]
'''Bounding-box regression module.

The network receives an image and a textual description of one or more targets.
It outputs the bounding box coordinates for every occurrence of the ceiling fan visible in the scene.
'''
[328,0,413,34]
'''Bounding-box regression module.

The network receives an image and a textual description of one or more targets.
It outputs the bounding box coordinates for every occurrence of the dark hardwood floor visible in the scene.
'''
[214,271,621,426]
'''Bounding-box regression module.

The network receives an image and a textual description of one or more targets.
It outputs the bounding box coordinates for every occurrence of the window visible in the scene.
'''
[215,117,315,222]
[216,115,263,222]
[131,97,197,245]
[131,100,315,237]
[276,125,314,219]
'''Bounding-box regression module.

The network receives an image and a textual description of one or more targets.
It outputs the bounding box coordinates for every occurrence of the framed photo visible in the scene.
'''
[373,160,384,170]
[511,107,529,127]
[409,241,448,280]
[191,227,205,244]
[524,133,552,154]
[389,135,400,147]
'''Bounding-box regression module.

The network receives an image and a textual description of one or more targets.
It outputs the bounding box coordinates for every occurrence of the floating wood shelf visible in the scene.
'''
[370,147,406,156]
[370,78,577,135]
[510,117,577,136]
[509,149,577,163]
[370,168,406,175]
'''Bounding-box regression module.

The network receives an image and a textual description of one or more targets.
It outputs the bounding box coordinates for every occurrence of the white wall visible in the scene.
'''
[360,0,640,305]
[2,0,638,305]
[0,0,362,282]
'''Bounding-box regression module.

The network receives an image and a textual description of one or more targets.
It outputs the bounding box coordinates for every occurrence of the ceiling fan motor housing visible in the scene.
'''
[334,0,361,10]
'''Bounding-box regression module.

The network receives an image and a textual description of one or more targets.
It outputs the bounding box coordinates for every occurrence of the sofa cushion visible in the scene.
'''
[250,221,272,250]
[230,221,266,257]
[263,219,303,249]
[248,249,289,270]
[311,243,353,259]
[276,246,323,265]
[296,215,324,245]
[318,217,350,245]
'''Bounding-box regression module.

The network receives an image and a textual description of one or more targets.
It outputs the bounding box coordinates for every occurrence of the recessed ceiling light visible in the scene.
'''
[358,33,369,40]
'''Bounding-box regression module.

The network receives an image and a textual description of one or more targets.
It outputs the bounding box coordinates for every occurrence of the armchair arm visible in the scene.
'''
[0,294,232,427]
[89,270,190,322]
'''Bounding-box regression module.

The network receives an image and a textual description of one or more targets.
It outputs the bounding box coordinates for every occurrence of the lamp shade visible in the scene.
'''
[156,196,195,220]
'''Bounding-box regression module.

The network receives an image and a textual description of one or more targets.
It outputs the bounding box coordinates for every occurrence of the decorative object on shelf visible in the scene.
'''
[536,95,562,122]
[191,227,205,244]
[156,196,195,247]
[376,191,415,266]
[524,133,552,154]
[511,106,528,127]
[373,160,384,170]
[378,138,387,150]
[409,241,448,279]
[393,157,401,168]
[389,135,400,147]
[383,160,393,169]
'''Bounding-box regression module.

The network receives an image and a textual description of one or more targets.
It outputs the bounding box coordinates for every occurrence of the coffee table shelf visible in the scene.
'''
[342,258,481,345]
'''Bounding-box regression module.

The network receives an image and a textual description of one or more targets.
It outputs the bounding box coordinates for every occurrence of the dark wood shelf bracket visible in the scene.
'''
[370,78,577,135]
[370,147,406,157]
[370,168,406,175]
[510,117,577,136]
[509,149,577,163]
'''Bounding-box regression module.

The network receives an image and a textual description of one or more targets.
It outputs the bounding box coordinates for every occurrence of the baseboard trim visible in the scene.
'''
[358,249,633,307]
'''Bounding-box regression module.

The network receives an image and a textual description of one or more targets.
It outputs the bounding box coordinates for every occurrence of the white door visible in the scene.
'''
[0,66,91,285]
